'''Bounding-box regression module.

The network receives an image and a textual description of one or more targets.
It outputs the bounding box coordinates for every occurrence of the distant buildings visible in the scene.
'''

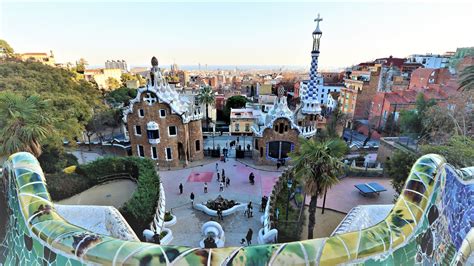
[84,68,122,90]
[230,108,261,135]
[19,51,55,66]
[105,60,128,72]
[123,57,204,166]
[407,53,450,69]
[340,65,381,121]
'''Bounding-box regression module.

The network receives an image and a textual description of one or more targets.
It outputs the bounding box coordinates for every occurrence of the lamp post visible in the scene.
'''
[285,178,293,221]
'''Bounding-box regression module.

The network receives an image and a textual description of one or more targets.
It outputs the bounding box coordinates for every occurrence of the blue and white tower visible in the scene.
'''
[301,14,324,114]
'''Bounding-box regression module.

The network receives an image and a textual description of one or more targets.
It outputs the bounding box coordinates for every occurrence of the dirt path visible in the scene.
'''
[56,180,137,208]
[300,207,346,239]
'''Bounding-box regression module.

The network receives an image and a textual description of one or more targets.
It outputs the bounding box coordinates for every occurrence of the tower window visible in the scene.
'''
[137,145,145,157]
[279,123,284,134]
[139,109,145,117]
[195,140,201,151]
[165,147,172,160]
[168,126,177,136]
[134,125,142,136]
[160,109,166,117]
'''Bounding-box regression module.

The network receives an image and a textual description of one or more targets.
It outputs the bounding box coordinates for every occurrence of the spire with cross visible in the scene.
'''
[314,13,323,33]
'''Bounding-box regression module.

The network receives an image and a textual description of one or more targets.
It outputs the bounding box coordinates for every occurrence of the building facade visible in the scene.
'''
[19,51,55,66]
[407,53,450,69]
[84,68,122,90]
[105,60,128,72]
[123,57,204,167]
[230,108,262,135]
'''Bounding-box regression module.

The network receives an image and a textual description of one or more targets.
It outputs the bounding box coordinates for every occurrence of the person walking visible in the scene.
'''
[190,192,195,206]
[221,169,225,178]
[219,182,224,192]
[247,201,253,218]
[246,228,253,246]
[179,183,183,194]
[204,182,208,193]
[217,172,220,182]
[226,177,230,187]
[216,162,219,172]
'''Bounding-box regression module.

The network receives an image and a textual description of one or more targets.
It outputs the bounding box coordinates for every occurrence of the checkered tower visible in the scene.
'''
[302,14,323,115]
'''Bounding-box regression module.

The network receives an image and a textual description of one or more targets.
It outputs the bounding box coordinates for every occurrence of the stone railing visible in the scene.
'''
[1,152,473,265]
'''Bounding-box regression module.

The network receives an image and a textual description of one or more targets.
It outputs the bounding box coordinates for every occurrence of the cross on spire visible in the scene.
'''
[314,13,323,32]
[314,13,323,23]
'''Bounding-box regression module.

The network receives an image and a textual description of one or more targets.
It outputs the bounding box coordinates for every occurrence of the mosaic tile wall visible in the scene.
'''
[0,152,473,265]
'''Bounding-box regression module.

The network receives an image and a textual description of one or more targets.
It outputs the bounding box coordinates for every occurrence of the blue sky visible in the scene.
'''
[1,2,473,69]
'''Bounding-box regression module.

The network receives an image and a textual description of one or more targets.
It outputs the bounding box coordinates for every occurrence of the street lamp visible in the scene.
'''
[285,178,293,221]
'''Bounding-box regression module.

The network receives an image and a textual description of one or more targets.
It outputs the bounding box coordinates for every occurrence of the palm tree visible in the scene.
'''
[289,138,347,239]
[197,86,215,132]
[459,65,474,91]
[0,92,54,157]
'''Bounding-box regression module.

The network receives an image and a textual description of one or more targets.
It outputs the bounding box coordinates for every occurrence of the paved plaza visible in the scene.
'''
[158,157,396,247]
[158,157,281,247]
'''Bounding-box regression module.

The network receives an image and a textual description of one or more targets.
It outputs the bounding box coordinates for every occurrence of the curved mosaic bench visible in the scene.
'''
[0,152,473,265]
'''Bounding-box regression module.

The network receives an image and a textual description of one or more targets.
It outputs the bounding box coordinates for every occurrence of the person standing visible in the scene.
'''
[246,228,253,246]
[219,182,224,192]
[217,172,220,182]
[247,201,253,218]
[226,177,230,187]
[204,182,208,193]
[190,192,195,206]
[216,162,219,172]
[222,169,225,177]
[179,183,183,194]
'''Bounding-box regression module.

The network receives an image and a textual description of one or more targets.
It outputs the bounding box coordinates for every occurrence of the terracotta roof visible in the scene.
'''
[375,57,406,68]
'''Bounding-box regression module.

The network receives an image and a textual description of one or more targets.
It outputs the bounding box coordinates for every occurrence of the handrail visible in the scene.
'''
[1,152,472,265]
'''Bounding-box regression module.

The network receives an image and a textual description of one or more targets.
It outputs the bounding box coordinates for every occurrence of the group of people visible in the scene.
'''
[216,164,230,191]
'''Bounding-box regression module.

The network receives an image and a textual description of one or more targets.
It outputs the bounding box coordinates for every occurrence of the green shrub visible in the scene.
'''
[47,172,90,200]
[46,156,159,236]
[164,211,173,222]
[38,146,79,174]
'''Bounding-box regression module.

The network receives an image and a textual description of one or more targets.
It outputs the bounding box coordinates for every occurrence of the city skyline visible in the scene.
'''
[1,2,473,69]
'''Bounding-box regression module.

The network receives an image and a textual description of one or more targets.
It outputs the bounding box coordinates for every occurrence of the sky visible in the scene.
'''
[1,1,473,69]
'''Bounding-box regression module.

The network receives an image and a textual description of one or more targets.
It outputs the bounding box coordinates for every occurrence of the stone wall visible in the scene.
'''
[127,94,203,167]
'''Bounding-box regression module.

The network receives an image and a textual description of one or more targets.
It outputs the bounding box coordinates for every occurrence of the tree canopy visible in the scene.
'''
[0,61,105,151]
[105,87,137,107]
[289,137,347,239]
[459,65,474,91]
[106,77,121,90]
[223,95,248,123]
[399,93,436,139]
[0,92,56,156]
[0,39,14,57]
